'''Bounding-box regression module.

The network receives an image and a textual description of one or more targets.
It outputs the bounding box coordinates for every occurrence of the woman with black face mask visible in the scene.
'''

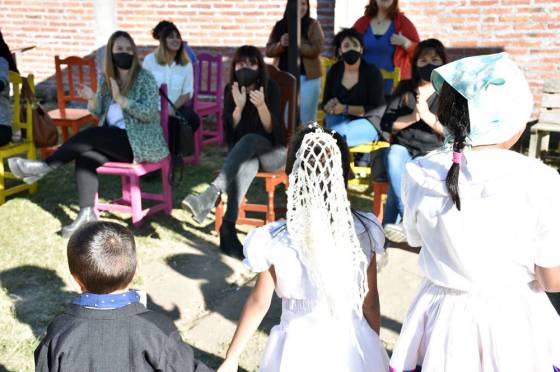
[181,45,284,259]
[322,28,385,148]
[8,31,168,238]
[379,39,448,243]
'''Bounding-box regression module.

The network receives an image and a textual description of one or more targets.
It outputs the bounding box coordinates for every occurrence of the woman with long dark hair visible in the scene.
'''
[389,53,560,371]
[379,39,447,240]
[9,31,168,238]
[181,45,284,259]
[266,0,324,124]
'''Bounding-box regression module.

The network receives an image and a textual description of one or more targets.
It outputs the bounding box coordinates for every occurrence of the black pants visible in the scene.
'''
[176,105,200,132]
[0,125,12,147]
[46,126,133,208]
[213,133,286,222]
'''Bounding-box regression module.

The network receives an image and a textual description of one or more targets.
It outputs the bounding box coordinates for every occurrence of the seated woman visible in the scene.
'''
[322,28,385,147]
[144,21,200,132]
[181,45,284,259]
[152,20,197,66]
[8,31,169,238]
[379,39,447,241]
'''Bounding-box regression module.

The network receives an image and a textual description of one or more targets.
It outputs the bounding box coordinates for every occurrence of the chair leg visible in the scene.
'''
[265,179,276,223]
[372,183,386,221]
[121,175,131,203]
[528,130,538,158]
[28,145,38,194]
[215,195,224,233]
[72,123,80,137]
[161,159,172,215]
[61,127,70,142]
[129,176,143,227]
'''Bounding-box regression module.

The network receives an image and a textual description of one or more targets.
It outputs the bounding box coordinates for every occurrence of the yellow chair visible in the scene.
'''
[348,67,400,186]
[316,56,336,125]
[0,72,37,205]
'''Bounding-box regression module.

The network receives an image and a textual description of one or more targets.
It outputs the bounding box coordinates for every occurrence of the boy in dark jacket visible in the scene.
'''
[35,221,213,372]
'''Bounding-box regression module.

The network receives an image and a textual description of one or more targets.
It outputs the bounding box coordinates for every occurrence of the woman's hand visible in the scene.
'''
[390,32,411,48]
[280,33,289,47]
[78,84,95,101]
[232,82,247,110]
[110,77,128,108]
[217,357,239,372]
[249,86,266,109]
[325,98,344,115]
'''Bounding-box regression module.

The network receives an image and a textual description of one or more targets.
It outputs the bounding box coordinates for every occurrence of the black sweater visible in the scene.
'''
[321,59,385,128]
[35,303,213,372]
[380,90,442,157]
[223,79,283,148]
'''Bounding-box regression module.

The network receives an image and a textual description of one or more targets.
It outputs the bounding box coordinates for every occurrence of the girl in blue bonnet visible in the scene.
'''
[389,53,560,372]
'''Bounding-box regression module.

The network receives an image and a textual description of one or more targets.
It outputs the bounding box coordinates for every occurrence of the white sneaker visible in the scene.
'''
[384,223,407,243]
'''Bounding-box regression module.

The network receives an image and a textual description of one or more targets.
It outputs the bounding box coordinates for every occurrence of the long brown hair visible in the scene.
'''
[364,0,399,19]
[104,31,141,97]
[155,22,190,66]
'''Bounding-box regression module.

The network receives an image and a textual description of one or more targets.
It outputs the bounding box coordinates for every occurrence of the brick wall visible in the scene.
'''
[0,0,558,109]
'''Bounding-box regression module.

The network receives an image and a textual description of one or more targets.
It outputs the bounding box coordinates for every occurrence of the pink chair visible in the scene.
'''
[193,52,224,149]
[94,85,172,227]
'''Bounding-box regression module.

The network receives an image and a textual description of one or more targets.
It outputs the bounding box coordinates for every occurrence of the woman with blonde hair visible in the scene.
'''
[9,31,168,238]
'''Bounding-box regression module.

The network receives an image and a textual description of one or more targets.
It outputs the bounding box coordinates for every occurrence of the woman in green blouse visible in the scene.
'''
[9,31,169,238]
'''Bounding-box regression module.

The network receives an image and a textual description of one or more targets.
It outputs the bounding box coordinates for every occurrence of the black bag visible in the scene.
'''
[370,147,389,182]
[159,88,195,184]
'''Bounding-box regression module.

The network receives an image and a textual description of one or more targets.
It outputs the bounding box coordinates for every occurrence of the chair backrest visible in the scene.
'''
[54,55,97,115]
[193,53,223,106]
[266,64,297,145]
[540,79,560,125]
[380,67,401,90]
[159,84,170,145]
[319,56,336,102]
[8,71,34,141]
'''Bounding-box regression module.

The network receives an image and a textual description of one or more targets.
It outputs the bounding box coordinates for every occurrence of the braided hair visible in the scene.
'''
[437,82,470,211]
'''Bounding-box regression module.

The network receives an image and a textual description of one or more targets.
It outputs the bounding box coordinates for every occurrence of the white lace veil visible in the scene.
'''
[286,126,369,318]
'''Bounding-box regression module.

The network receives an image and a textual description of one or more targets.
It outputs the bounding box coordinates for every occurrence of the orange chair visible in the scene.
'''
[372,181,389,221]
[214,64,297,232]
[48,56,98,145]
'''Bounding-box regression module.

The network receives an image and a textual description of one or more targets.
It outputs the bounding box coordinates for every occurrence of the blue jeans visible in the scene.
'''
[299,76,321,125]
[383,144,412,225]
[324,114,379,147]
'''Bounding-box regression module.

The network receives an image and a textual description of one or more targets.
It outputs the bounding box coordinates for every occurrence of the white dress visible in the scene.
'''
[390,149,560,372]
[243,212,390,372]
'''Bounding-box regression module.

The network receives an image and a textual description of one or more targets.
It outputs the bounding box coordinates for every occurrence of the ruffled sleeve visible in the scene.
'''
[534,162,560,268]
[243,224,276,272]
[354,211,385,255]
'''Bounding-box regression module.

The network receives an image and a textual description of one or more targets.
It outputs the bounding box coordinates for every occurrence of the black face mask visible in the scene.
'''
[113,52,134,70]
[341,50,361,65]
[235,68,259,87]
[417,63,439,82]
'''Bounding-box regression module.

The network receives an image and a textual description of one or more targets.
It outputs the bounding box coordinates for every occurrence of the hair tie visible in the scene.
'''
[452,151,462,164]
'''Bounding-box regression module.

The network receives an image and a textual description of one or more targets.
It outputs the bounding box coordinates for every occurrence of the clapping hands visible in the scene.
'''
[232,82,247,110]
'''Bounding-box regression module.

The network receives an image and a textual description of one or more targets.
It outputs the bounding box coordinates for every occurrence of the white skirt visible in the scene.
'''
[259,299,389,372]
[390,279,560,372]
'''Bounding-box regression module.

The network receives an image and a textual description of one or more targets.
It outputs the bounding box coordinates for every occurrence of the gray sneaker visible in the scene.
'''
[384,223,407,243]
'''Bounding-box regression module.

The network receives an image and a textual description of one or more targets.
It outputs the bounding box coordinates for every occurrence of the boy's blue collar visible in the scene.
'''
[72,290,141,310]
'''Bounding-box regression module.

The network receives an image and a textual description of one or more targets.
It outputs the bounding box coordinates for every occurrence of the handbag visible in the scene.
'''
[21,78,58,148]
[159,87,195,184]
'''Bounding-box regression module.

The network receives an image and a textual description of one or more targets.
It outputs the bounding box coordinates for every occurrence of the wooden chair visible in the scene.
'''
[317,56,336,124]
[193,53,224,149]
[94,85,172,227]
[528,79,560,159]
[214,65,297,232]
[0,72,38,205]
[48,56,98,144]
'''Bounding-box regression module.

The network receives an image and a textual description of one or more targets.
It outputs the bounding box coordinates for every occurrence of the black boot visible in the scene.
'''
[219,220,244,259]
[61,207,98,239]
[181,184,220,224]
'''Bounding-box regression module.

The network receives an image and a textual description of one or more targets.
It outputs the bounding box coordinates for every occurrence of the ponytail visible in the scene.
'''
[437,82,470,211]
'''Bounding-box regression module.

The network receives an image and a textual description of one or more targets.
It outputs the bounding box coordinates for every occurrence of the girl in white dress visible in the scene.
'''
[217,124,390,372]
[389,53,560,372]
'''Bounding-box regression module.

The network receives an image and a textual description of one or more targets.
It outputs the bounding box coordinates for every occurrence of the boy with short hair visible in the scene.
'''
[35,221,212,372]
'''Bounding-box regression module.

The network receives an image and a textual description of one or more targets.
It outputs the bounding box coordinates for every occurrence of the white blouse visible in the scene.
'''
[142,52,193,106]
[402,148,560,291]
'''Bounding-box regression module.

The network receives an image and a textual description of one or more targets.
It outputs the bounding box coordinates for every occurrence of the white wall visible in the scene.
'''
[334,0,369,32]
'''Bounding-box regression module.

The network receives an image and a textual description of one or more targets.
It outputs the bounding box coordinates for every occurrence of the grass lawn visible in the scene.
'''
[0,144,375,372]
